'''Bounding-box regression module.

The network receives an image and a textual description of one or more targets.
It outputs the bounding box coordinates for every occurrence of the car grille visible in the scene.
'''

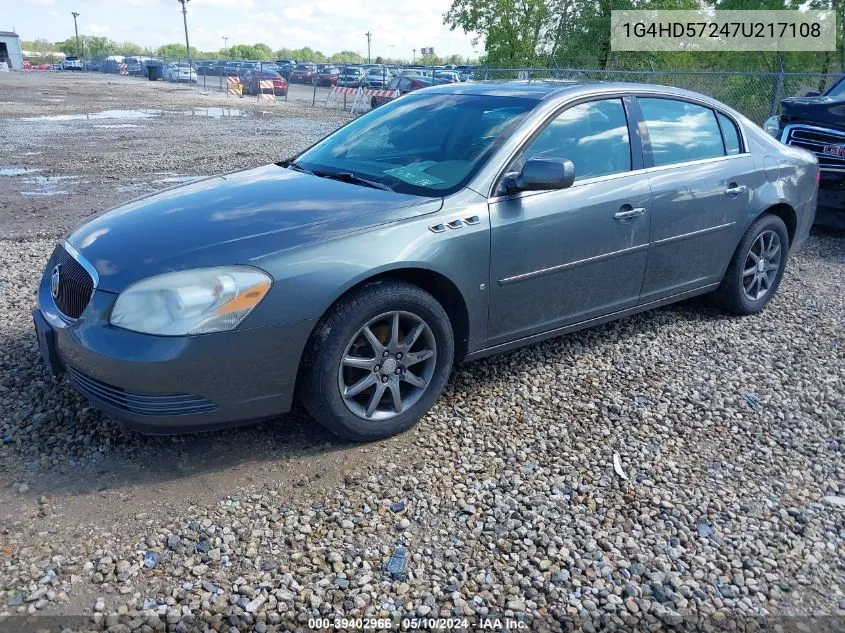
[66,366,217,416]
[783,125,845,173]
[51,244,95,319]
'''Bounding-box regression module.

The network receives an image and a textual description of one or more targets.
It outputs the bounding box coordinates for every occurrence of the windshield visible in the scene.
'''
[293,93,536,197]
[827,79,845,98]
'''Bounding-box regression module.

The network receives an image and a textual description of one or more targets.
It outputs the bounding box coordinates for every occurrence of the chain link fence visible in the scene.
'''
[29,55,844,125]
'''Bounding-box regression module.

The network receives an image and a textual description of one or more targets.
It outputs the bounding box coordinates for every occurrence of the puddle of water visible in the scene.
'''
[0,167,42,176]
[184,107,246,117]
[21,175,80,197]
[22,109,163,122]
[158,175,206,184]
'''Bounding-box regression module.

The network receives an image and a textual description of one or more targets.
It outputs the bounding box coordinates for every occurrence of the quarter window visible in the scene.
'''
[717,112,742,155]
[519,99,632,182]
[639,98,725,166]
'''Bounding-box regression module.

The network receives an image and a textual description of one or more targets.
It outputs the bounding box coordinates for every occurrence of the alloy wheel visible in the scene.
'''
[337,311,437,421]
[742,229,782,301]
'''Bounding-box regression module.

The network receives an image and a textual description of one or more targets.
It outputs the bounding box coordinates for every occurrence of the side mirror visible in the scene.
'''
[506,158,575,193]
[803,91,821,97]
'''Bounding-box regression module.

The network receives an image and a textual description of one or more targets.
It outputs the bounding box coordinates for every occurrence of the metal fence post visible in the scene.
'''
[769,65,785,117]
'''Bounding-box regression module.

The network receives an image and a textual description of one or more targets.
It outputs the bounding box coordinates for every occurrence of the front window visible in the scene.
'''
[513,98,632,182]
[293,94,537,197]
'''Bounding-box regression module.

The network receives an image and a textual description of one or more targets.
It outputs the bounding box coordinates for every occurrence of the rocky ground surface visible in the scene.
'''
[1,72,844,632]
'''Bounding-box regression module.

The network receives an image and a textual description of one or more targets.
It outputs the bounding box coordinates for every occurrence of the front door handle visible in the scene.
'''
[614,207,646,221]
[724,184,748,196]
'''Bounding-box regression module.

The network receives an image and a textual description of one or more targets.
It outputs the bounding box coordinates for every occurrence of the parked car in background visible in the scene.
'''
[336,66,365,88]
[316,66,340,86]
[433,70,460,85]
[290,63,317,83]
[164,62,197,83]
[370,75,432,108]
[62,56,83,71]
[365,67,390,88]
[238,62,261,82]
[241,70,288,97]
[124,58,144,76]
[457,65,476,82]
[275,60,296,79]
[34,82,817,442]
[764,76,845,229]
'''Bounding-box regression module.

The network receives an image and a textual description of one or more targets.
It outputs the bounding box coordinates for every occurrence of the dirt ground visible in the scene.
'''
[0,72,351,238]
[0,72,843,631]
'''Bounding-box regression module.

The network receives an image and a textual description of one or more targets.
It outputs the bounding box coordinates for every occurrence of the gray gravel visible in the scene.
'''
[1,73,844,632]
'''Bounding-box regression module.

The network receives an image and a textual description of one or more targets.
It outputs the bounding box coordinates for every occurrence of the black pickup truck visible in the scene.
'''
[765,76,845,229]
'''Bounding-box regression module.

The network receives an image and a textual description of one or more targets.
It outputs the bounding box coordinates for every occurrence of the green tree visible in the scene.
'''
[445,0,549,66]
[155,43,199,59]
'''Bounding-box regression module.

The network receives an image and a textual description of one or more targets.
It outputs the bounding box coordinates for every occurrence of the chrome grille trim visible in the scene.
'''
[782,124,845,173]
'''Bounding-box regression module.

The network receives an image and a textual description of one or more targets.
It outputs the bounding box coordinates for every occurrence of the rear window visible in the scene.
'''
[638,98,725,166]
[716,112,742,155]
[65,56,79,61]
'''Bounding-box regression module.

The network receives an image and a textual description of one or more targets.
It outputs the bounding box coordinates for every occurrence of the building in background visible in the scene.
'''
[0,31,23,70]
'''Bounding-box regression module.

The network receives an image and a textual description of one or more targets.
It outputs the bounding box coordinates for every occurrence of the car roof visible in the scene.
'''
[422,80,726,105]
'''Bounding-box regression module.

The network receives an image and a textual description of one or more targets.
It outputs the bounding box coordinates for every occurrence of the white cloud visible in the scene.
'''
[193,0,255,8]
[24,0,55,5]
[249,11,281,22]
[86,23,112,34]
[282,6,312,20]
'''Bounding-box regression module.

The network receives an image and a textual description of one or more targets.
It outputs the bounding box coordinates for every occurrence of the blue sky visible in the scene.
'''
[5,0,481,60]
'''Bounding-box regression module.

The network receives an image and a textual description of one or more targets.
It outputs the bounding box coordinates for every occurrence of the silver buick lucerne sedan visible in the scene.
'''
[34,81,818,441]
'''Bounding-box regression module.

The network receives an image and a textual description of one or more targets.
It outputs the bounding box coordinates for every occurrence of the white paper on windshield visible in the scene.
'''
[384,161,445,187]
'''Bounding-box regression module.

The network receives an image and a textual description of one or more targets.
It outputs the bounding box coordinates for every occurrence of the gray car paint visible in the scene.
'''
[39,81,818,432]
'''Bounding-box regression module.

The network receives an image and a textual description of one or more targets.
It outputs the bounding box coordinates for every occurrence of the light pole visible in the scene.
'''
[71,12,82,58]
[177,0,192,70]
[222,36,228,57]
[412,48,416,63]
[365,31,372,64]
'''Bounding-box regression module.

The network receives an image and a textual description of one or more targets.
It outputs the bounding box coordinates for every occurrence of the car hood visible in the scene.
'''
[781,95,845,131]
[67,164,441,292]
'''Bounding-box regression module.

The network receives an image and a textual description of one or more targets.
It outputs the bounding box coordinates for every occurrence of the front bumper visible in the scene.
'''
[816,178,845,229]
[36,276,316,434]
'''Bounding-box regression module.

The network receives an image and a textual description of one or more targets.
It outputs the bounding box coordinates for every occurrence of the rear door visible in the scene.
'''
[637,97,756,302]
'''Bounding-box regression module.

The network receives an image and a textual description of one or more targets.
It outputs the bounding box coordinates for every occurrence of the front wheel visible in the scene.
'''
[714,213,789,315]
[300,281,454,441]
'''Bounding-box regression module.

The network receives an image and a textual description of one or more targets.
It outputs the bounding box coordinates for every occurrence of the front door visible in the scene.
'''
[488,97,650,346]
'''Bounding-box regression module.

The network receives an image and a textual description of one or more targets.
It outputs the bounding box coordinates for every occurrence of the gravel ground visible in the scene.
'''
[1,72,844,633]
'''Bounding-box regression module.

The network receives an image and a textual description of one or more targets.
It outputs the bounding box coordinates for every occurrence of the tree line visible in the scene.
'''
[22,37,475,66]
[444,0,845,72]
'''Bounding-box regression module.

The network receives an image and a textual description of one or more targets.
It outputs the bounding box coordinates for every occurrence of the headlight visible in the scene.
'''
[110,266,272,336]
[763,116,782,138]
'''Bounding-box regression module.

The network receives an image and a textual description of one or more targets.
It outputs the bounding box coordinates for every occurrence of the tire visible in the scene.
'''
[300,280,454,442]
[371,97,378,109]
[713,213,789,315]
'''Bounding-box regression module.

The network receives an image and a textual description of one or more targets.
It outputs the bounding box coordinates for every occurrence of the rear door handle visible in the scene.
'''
[614,207,646,220]
[724,184,748,196]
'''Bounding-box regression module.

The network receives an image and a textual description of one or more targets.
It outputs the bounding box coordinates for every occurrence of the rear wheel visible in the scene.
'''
[714,214,789,315]
[300,281,454,441]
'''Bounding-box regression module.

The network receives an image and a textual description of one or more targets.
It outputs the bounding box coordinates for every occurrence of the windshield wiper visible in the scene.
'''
[311,170,393,192]
[283,160,313,175]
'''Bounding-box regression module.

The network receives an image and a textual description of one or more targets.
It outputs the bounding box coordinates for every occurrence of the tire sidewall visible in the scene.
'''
[308,287,454,441]
[731,215,789,313]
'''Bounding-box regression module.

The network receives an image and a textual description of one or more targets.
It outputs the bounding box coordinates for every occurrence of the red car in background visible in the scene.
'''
[316,66,340,86]
[241,70,288,97]
[370,75,432,109]
[290,63,317,84]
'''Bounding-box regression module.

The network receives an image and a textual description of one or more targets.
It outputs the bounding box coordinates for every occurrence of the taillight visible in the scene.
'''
[816,170,821,185]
